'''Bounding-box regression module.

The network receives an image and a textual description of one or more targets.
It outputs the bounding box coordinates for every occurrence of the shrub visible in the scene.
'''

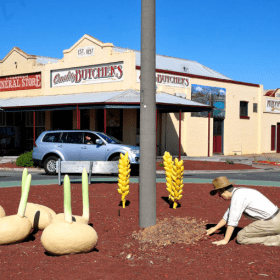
[16,151,34,167]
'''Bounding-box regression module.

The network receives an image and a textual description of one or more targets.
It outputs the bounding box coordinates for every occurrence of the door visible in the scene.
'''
[59,132,84,160]
[271,125,276,151]
[80,132,107,161]
[213,119,223,154]
[277,123,280,153]
[106,109,123,141]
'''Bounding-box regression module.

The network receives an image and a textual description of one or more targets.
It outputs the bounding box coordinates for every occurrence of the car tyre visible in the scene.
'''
[44,156,59,175]
[110,155,122,161]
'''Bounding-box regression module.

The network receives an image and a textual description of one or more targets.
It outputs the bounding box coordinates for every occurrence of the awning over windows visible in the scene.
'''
[0,89,212,113]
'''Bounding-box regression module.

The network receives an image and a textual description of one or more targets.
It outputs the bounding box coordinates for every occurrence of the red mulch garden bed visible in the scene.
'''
[253,161,280,166]
[156,160,257,170]
[0,181,279,279]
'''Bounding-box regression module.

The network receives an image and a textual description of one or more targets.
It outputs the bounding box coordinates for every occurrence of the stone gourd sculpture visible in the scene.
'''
[41,175,98,255]
[51,168,89,224]
[0,174,32,245]
[22,168,56,230]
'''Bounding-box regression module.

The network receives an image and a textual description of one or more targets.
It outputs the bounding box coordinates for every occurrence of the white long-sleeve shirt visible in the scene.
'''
[223,187,278,227]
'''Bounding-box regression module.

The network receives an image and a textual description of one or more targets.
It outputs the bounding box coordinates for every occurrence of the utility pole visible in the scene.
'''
[139,0,156,228]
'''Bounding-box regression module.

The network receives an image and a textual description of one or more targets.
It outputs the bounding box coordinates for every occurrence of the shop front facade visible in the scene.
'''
[0,34,277,157]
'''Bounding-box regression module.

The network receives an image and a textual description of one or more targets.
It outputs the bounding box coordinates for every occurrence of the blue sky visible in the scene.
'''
[1,0,280,89]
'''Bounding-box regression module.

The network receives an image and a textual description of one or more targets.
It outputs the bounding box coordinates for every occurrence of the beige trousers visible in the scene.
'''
[237,212,280,246]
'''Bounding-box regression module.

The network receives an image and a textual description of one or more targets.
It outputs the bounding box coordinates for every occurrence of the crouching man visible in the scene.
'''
[206,176,280,246]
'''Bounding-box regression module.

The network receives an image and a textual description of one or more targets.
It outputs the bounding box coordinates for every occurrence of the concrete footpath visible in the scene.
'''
[1,153,280,188]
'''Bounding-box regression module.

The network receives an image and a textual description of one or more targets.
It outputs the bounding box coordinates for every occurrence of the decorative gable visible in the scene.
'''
[62,34,114,63]
[0,47,37,75]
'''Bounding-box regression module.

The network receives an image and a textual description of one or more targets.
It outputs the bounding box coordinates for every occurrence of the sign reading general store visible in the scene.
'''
[136,70,190,88]
[51,62,123,87]
[0,73,41,92]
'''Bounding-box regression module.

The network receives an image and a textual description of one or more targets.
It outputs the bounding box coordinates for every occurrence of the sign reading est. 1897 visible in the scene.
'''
[77,45,94,57]
[51,62,124,87]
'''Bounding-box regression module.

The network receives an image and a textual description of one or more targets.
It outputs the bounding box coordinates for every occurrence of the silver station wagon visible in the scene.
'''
[32,130,140,175]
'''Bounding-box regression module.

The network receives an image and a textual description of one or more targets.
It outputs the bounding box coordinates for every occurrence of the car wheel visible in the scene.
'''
[44,156,59,175]
[110,155,121,161]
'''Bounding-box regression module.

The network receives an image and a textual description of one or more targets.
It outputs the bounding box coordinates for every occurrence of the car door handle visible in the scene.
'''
[57,145,63,148]
[81,146,87,149]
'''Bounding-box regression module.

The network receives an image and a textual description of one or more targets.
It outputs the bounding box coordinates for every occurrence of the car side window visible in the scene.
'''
[84,133,100,145]
[64,132,83,144]
[42,133,61,143]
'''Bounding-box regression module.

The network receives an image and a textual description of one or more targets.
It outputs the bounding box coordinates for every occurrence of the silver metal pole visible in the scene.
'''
[139,0,156,228]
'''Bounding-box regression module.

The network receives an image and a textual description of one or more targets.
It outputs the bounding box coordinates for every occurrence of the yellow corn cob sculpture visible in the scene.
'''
[117,152,131,208]
[164,151,184,209]
[170,158,184,209]
[163,151,174,200]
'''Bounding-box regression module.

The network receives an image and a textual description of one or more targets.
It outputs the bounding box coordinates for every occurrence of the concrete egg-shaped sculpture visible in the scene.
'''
[51,169,89,225]
[21,169,56,230]
[0,174,32,245]
[41,175,98,255]
[0,205,5,218]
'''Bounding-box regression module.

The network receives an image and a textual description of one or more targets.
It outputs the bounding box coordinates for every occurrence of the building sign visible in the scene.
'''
[77,45,94,57]
[266,99,280,113]
[136,70,190,88]
[51,62,124,87]
[0,73,41,92]
[191,84,226,118]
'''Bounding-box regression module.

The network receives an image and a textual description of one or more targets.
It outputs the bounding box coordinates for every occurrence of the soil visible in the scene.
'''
[253,160,280,166]
[0,177,280,279]
[156,160,257,171]
[0,160,257,171]
[0,162,35,169]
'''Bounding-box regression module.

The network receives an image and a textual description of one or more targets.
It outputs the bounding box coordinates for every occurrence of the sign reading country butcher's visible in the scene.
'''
[51,62,124,87]
[0,73,41,92]
[266,99,280,113]
[136,70,190,88]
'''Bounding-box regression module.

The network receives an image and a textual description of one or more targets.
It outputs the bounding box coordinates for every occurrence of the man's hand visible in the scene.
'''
[206,227,216,235]
[212,239,229,246]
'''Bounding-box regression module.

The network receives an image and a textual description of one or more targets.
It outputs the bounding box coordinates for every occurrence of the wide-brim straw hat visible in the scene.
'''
[210,176,236,196]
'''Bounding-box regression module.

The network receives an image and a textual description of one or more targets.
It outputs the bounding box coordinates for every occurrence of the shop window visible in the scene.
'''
[271,125,276,151]
[6,112,14,126]
[106,109,123,141]
[24,111,45,150]
[240,101,250,119]
[0,112,6,126]
[81,109,90,130]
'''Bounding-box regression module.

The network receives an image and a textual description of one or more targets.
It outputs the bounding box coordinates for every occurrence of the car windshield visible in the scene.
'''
[96,132,122,144]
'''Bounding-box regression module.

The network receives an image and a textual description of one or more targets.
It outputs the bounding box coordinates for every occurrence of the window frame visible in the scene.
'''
[240,101,250,119]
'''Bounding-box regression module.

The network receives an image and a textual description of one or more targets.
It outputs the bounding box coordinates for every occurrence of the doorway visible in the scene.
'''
[213,119,223,154]
[277,123,280,153]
